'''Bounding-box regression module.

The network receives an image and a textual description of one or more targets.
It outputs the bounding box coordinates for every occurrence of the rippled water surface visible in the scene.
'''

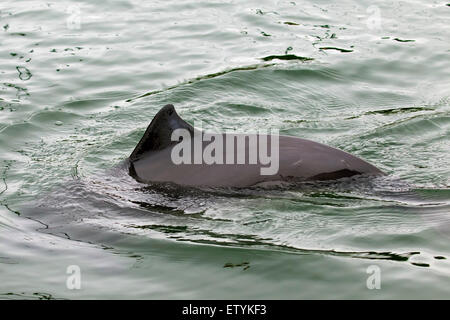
[1,0,449,299]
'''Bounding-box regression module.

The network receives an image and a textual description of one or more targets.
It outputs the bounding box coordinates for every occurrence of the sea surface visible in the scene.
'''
[0,0,449,299]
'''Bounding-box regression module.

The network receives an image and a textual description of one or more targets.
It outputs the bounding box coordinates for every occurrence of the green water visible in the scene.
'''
[1,0,450,299]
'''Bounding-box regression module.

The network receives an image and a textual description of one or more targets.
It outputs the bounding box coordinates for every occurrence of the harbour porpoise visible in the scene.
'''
[128,104,384,187]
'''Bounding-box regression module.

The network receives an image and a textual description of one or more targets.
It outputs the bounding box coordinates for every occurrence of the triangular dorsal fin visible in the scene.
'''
[129,104,194,161]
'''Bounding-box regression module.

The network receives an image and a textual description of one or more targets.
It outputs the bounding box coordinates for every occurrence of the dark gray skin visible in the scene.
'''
[129,104,385,187]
